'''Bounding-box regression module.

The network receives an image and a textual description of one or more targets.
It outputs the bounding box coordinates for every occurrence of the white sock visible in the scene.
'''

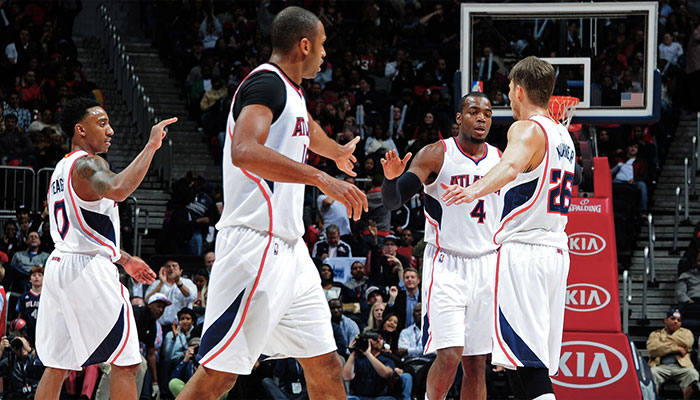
[532,394,556,400]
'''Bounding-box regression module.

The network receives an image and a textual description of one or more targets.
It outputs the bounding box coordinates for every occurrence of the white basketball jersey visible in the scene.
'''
[423,138,502,256]
[216,63,309,240]
[48,150,121,262]
[494,115,576,249]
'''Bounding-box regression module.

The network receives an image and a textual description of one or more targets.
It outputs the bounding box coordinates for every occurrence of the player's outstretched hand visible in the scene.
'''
[318,175,368,221]
[148,117,178,150]
[335,136,360,177]
[440,182,475,206]
[380,150,412,180]
[125,256,157,284]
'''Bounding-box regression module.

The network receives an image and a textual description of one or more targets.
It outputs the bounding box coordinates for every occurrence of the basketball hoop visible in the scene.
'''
[549,95,579,130]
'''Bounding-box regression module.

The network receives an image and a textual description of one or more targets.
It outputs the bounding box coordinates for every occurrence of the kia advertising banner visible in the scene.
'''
[565,164,621,332]
[553,332,653,399]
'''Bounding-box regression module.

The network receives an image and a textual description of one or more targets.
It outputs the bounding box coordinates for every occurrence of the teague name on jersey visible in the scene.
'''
[51,177,65,195]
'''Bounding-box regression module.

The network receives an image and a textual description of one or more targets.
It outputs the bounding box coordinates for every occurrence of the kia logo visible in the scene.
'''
[568,232,606,255]
[552,341,628,389]
[565,283,611,312]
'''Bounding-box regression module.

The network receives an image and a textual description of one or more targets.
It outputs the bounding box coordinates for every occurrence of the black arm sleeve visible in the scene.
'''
[382,172,422,211]
[573,163,582,186]
[232,71,286,123]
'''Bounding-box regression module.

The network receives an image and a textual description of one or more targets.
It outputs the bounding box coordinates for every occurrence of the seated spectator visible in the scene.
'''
[0,113,36,167]
[316,194,352,241]
[16,70,40,107]
[611,142,648,215]
[330,298,359,357]
[659,32,684,70]
[676,253,700,324]
[360,286,384,329]
[368,235,408,288]
[200,11,223,50]
[185,176,218,256]
[28,107,58,134]
[9,231,48,290]
[17,266,43,346]
[3,92,31,133]
[261,358,308,400]
[134,293,171,399]
[366,301,386,332]
[203,251,215,273]
[145,259,197,326]
[312,224,352,263]
[397,303,423,359]
[396,229,415,266]
[343,329,411,400]
[380,312,401,355]
[161,307,196,389]
[647,308,699,399]
[0,331,42,398]
[387,267,421,329]
[0,222,19,259]
[168,337,201,398]
[319,263,354,302]
[192,269,208,308]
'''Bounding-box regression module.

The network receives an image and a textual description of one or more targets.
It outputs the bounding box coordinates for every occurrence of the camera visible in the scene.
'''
[352,330,379,353]
[10,337,23,351]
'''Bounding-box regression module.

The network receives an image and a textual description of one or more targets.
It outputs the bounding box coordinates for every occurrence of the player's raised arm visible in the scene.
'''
[72,117,177,202]
[381,143,443,211]
[441,120,544,206]
[230,104,367,220]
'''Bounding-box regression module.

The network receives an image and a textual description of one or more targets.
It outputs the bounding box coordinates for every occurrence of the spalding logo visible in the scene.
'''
[568,232,606,255]
[552,341,628,389]
[565,283,611,312]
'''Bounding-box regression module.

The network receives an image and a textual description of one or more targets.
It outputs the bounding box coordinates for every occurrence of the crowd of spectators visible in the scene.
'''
[0,0,94,172]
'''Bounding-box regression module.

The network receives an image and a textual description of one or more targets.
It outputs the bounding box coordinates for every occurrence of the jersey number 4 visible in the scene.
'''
[470,199,486,223]
[548,170,574,214]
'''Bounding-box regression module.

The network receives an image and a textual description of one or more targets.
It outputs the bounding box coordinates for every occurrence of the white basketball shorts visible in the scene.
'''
[492,242,570,375]
[422,243,496,356]
[36,251,140,370]
[197,226,336,374]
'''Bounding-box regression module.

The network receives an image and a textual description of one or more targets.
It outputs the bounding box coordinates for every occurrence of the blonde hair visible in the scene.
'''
[366,301,386,331]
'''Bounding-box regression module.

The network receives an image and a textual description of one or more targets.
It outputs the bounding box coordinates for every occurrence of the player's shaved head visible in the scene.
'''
[459,92,491,113]
[271,6,320,54]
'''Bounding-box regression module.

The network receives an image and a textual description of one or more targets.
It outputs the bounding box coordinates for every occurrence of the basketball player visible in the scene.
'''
[441,56,581,400]
[381,92,500,400]
[177,7,367,400]
[35,97,176,400]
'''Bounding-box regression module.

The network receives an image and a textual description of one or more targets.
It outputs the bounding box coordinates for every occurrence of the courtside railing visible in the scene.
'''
[622,270,632,334]
[0,167,35,215]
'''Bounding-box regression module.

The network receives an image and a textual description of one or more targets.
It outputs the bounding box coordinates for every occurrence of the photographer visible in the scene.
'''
[342,330,395,400]
[0,333,43,399]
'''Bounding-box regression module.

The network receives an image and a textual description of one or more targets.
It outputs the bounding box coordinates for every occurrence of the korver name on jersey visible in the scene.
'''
[51,177,64,195]
[449,174,501,196]
[291,117,309,137]
[557,143,575,162]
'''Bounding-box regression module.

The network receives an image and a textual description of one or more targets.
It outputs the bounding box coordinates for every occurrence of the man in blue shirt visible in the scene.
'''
[342,330,395,400]
[329,298,359,357]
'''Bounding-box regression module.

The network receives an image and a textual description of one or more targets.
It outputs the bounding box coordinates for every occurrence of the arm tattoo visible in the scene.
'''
[74,156,114,197]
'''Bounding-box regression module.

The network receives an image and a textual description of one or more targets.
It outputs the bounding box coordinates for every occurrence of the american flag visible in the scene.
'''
[621,92,644,107]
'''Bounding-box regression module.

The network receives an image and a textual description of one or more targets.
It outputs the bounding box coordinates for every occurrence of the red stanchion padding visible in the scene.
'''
[564,196,620,332]
[553,332,648,399]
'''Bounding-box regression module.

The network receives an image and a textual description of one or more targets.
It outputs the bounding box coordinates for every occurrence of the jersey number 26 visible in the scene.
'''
[548,170,574,214]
